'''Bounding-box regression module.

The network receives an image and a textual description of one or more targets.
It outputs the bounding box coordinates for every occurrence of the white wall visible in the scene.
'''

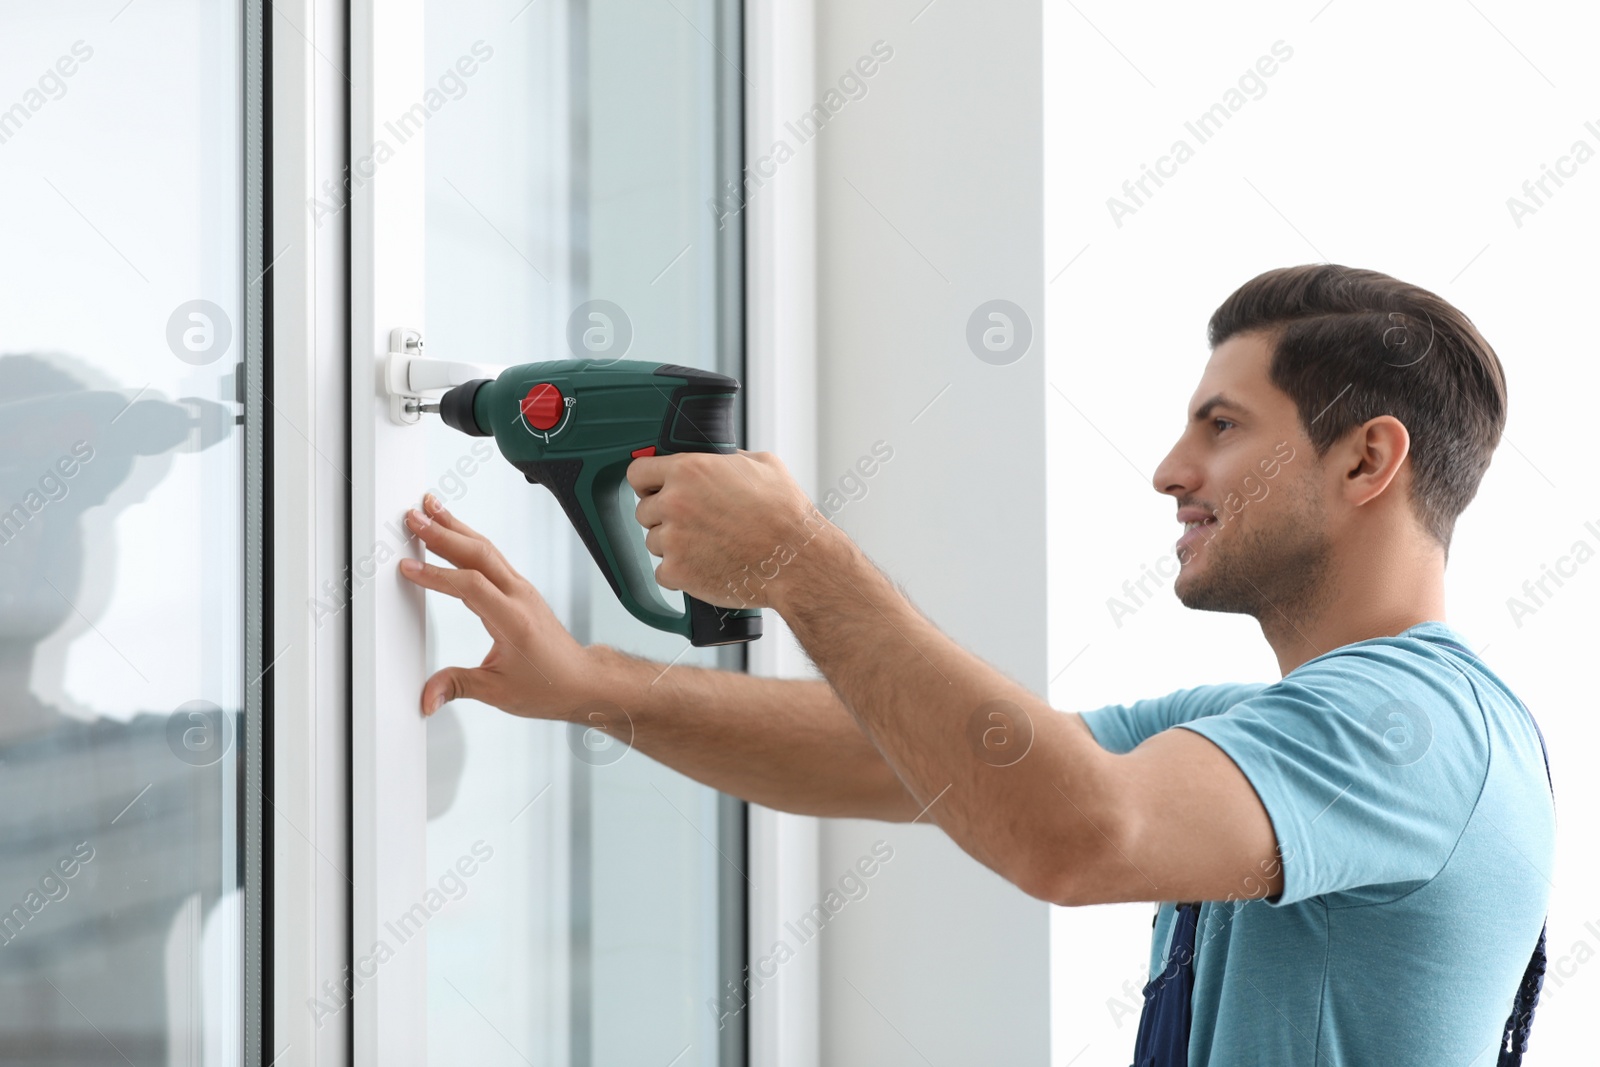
[808,1,1051,1064]
[1044,2,1599,1064]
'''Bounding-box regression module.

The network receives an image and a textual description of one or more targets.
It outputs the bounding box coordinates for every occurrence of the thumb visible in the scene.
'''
[421,665,495,717]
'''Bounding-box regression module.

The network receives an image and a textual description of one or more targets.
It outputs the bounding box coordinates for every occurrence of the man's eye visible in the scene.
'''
[1213,418,1235,433]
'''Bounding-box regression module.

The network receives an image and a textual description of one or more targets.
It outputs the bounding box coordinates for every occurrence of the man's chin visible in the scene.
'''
[1173,555,1205,600]
[1174,565,1252,616]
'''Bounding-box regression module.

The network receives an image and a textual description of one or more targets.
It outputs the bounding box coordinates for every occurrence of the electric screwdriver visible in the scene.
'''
[428,359,762,647]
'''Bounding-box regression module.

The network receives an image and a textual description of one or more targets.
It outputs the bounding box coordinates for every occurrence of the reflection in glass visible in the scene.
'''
[0,5,250,1065]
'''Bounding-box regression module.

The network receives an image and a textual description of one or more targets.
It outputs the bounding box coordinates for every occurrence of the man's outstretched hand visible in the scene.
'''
[397,492,600,718]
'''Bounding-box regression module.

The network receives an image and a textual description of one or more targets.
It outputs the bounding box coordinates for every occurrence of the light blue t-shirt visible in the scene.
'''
[1078,621,1554,1066]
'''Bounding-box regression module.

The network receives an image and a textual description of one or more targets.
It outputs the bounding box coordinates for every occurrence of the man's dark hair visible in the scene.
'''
[1208,264,1507,563]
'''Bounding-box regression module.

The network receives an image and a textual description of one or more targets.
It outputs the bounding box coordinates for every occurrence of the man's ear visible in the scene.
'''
[1342,415,1411,508]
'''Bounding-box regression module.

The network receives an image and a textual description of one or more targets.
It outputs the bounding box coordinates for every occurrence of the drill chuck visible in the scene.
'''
[440,378,492,436]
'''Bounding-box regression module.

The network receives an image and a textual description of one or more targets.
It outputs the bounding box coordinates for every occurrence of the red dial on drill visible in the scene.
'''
[521,382,564,430]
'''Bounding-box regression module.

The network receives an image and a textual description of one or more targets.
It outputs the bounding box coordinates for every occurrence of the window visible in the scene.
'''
[350,0,749,1063]
[0,2,264,1062]
[420,0,747,1063]
[1,0,753,1061]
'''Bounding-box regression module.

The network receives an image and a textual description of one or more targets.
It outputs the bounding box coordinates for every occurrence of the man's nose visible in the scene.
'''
[1151,440,1191,499]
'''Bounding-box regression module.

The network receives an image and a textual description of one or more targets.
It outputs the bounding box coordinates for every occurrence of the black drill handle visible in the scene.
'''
[684,594,761,647]
[656,372,763,646]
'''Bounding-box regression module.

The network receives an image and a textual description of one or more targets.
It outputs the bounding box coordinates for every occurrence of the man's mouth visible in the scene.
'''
[1176,515,1218,553]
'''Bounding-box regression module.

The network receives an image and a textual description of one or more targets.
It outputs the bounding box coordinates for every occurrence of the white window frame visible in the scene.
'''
[742,2,822,1067]
[346,1,431,1063]
[271,0,355,1064]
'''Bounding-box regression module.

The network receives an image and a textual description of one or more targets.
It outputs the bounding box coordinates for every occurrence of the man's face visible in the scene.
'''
[1151,331,1337,621]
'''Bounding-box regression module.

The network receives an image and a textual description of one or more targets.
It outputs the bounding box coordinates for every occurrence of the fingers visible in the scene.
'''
[635,487,664,530]
[638,519,675,582]
[406,497,525,595]
[626,454,667,496]
[420,664,496,716]
[398,556,511,629]
[422,493,484,538]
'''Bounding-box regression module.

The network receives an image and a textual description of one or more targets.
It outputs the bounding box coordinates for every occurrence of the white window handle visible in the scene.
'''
[383,327,507,424]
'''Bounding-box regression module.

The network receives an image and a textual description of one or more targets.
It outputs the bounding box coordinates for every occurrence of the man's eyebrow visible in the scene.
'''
[1192,393,1253,422]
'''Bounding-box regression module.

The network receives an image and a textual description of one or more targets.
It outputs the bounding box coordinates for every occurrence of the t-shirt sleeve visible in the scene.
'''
[1175,643,1490,907]
[1077,682,1271,755]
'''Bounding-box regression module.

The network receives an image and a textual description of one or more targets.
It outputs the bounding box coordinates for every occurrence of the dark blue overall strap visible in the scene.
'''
[1428,637,1554,1067]
[1129,900,1202,1067]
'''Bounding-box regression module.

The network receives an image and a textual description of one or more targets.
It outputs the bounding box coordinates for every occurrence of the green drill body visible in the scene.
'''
[436,359,762,647]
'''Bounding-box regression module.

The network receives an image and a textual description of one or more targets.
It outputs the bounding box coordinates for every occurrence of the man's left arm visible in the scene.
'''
[628,450,1284,907]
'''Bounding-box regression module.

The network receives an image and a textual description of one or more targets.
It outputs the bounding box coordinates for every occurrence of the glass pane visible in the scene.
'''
[0,3,257,1065]
[420,1,744,1066]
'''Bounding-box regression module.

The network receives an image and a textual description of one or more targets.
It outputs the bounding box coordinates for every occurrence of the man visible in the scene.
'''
[397,264,1555,1065]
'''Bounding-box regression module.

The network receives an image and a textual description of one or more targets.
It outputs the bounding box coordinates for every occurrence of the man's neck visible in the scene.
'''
[1262,547,1448,677]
